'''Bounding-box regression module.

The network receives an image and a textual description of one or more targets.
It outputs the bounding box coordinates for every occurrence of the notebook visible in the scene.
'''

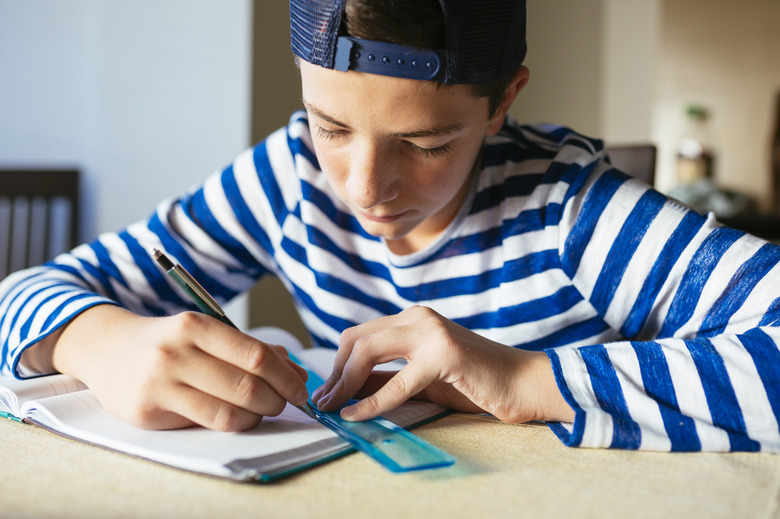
[0,327,448,482]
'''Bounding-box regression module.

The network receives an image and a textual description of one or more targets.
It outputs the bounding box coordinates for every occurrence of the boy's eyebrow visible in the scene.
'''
[302,98,464,138]
[390,124,464,139]
[302,100,349,128]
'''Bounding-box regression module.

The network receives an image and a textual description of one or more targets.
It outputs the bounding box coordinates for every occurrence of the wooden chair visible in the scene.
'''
[0,169,80,280]
[605,144,657,186]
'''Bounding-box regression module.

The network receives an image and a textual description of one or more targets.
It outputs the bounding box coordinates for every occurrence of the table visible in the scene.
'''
[2,413,779,519]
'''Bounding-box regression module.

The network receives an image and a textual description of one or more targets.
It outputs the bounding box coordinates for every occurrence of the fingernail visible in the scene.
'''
[316,394,332,410]
[340,405,357,421]
[294,388,309,406]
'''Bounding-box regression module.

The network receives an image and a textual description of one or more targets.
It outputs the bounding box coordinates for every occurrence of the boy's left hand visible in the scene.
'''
[311,306,574,424]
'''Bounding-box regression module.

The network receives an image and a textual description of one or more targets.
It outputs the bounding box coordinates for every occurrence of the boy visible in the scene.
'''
[2,0,779,452]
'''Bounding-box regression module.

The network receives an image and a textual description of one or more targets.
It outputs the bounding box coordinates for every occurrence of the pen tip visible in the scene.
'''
[152,249,174,270]
[301,403,317,419]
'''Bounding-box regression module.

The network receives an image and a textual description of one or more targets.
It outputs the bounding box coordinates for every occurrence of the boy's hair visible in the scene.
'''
[290,0,526,117]
[341,0,517,116]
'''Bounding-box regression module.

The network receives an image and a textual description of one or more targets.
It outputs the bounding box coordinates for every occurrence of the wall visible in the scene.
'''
[653,0,780,206]
[0,0,253,324]
[512,0,605,136]
[512,0,659,145]
[247,1,311,343]
[600,0,660,143]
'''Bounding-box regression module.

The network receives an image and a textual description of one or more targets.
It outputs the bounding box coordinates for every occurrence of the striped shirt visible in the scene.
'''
[1,111,779,452]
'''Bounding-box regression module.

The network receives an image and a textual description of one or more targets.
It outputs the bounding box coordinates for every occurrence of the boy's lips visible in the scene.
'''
[359,210,407,223]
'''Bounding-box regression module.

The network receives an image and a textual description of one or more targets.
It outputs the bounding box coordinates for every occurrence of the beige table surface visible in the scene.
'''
[1,412,779,519]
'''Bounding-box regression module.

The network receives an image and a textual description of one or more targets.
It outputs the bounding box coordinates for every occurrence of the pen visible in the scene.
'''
[152,249,236,328]
[152,248,316,419]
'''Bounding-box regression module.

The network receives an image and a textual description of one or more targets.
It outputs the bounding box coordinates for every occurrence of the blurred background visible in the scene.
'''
[2,0,779,341]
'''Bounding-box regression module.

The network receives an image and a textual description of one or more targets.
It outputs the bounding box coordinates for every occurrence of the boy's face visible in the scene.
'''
[300,61,508,255]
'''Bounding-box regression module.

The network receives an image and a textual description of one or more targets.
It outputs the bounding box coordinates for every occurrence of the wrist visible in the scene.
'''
[51,304,134,382]
[518,350,575,423]
[19,333,59,375]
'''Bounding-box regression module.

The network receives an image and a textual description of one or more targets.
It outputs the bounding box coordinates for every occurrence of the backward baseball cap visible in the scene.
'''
[290,0,527,85]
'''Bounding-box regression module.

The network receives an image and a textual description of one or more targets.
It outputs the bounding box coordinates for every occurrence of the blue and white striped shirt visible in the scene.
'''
[2,111,779,452]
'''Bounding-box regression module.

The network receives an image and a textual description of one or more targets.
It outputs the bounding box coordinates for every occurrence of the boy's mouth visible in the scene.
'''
[359,210,407,223]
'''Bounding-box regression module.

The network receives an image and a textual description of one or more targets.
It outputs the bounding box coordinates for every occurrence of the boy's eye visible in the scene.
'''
[408,142,451,159]
[316,125,346,141]
[315,124,451,159]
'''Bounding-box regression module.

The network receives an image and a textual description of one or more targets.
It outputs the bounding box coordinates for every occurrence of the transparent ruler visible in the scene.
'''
[292,353,455,473]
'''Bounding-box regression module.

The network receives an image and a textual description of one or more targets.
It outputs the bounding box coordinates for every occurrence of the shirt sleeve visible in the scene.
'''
[0,126,304,378]
[545,154,780,452]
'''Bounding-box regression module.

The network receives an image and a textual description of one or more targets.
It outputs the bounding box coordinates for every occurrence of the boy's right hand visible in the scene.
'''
[32,305,310,431]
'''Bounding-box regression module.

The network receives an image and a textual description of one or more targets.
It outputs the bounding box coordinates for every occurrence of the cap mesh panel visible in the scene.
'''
[290,0,526,84]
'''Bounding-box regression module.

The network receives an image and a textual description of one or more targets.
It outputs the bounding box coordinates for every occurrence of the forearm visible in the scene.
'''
[55,305,147,384]
[18,304,137,381]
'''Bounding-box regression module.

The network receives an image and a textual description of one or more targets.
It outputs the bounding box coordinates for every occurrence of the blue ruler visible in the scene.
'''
[291,353,455,473]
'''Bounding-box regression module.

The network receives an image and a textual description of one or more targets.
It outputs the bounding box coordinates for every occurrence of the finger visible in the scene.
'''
[327,309,421,381]
[314,344,375,411]
[311,383,328,405]
[192,329,309,406]
[166,343,290,418]
[268,343,309,381]
[314,308,429,406]
[341,362,438,421]
[122,402,198,431]
[286,357,309,381]
[316,324,418,411]
[165,383,263,432]
[356,372,486,414]
[354,370,395,398]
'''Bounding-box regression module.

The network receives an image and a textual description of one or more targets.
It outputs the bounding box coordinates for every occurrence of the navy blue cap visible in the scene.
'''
[290,0,527,85]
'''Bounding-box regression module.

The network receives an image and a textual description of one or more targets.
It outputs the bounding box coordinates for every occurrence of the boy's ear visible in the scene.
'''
[486,66,530,136]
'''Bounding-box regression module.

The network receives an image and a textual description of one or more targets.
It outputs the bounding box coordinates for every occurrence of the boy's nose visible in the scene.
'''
[346,145,398,209]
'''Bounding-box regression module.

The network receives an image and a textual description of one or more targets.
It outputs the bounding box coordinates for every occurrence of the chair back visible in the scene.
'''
[605,144,657,185]
[0,169,80,279]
